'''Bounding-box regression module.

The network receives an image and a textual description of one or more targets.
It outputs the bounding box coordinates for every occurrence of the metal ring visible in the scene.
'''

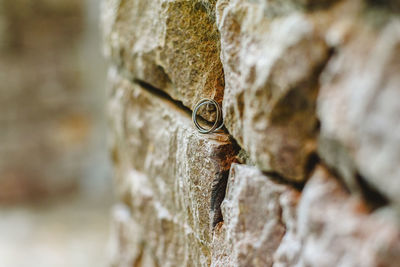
[192,98,224,134]
[192,99,222,133]
[193,100,218,133]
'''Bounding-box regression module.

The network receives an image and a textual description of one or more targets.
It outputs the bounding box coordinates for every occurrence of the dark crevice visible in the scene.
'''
[318,160,389,211]
[210,170,230,228]
[365,0,400,12]
[304,152,320,180]
[304,1,338,11]
[133,79,192,116]
[227,134,242,159]
[355,173,389,211]
[262,170,305,192]
[209,135,241,229]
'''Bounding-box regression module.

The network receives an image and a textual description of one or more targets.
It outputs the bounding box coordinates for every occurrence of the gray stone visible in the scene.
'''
[211,164,300,267]
[216,0,330,181]
[108,69,237,267]
[317,18,400,206]
[275,166,400,267]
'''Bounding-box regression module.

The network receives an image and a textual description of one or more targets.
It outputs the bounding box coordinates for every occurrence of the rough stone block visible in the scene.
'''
[317,18,400,206]
[108,69,237,267]
[211,164,300,267]
[275,166,400,267]
[102,0,225,118]
[216,0,330,181]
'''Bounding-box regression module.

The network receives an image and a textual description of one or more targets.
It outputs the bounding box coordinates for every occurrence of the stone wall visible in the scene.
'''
[102,0,400,266]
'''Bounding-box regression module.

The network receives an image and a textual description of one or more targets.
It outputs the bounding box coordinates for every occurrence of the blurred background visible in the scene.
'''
[0,0,112,266]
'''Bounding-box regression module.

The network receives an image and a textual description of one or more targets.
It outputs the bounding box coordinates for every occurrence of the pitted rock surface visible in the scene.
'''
[108,70,237,266]
[102,0,224,121]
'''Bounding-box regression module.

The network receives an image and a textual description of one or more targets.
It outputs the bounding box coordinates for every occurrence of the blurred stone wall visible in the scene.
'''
[0,0,108,202]
[102,0,400,266]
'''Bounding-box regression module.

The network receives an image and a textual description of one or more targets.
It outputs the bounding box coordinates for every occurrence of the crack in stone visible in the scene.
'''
[132,78,222,130]
[210,169,230,228]
[133,79,192,116]
[355,173,389,211]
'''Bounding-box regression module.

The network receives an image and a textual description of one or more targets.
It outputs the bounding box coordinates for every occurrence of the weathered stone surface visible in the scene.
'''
[275,166,400,267]
[210,164,400,267]
[317,18,400,205]
[104,0,400,266]
[216,0,330,181]
[211,164,300,267]
[108,69,237,267]
[102,0,224,118]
